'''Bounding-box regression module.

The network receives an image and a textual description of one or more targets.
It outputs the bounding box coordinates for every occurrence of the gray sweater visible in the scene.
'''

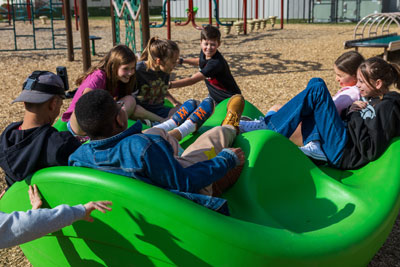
[0,204,86,249]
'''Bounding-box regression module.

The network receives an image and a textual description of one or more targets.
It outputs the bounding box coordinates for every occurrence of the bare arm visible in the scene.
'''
[170,72,206,89]
[181,57,200,66]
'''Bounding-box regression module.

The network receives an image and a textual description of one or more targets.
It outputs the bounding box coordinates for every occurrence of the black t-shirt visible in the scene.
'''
[199,50,241,103]
[134,61,170,108]
[0,122,81,187]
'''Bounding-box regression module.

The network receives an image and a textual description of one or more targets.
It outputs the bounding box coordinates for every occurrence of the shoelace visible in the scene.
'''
[224,112,240,126]
[193,107,208,120]
[176,107,189,119]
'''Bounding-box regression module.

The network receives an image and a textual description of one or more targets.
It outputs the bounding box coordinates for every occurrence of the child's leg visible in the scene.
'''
[176,125,237,196]
[266,78,347,166]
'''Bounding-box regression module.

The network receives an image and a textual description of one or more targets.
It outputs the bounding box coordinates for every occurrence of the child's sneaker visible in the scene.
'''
[171,99,198,126]
[221,94,245,134]
[299,141,327,161]
[239,116,268,133]
[188,97,214,130]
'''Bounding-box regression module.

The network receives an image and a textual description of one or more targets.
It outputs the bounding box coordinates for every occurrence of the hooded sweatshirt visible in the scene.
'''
[339,91,400,169]
[0,122,81,187]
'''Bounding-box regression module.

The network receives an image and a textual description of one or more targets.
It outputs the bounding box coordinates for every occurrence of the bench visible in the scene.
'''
[89,35,102,56]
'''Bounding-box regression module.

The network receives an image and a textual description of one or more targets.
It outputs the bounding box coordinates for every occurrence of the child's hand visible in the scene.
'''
[29,185,43,210]
[83,201,113,222]
[349,101,367,112]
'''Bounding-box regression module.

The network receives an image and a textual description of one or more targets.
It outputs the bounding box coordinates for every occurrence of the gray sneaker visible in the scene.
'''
[239,116,268,133]
[299,141,327,161]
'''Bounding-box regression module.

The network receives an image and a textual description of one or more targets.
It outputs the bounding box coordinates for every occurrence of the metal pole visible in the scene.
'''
[141,0,150,48]
[209,0,212,25]
[110,0,116,46]
[255,0,258,19]
[243,0,247,34]
[78,0,91,71]
[167,0,171,40]
[7,0,11,25]
[64,0,74,61]
[280,0,283,29]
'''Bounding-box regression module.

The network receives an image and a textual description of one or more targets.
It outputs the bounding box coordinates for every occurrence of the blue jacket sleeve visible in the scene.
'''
[141,139,238,193]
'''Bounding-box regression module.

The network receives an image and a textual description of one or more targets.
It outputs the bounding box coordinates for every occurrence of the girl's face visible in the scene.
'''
[334,65,357,87]
[356,69,381,98]
[117,62,136,83]
[159,52,179,74]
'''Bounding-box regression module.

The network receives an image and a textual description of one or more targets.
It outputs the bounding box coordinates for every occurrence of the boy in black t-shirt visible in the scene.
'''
[0,71,81,188]
[169,25,241,104]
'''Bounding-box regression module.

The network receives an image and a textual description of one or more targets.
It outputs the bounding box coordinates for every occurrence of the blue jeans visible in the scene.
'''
[264,78,347,166]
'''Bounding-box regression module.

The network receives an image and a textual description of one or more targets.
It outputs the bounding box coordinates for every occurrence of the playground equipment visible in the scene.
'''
[344,13,400,61]
[110,0,145,54]
[1,99,400,266]
[153,0,283,39]
[0,0,74,61]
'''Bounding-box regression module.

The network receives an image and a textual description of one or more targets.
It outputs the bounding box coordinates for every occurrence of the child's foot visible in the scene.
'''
[239,116,267,133]
[187,97,214,130]
[221,94,245,134]
[172,97,214,140]
[299,141,327,161]
[171,99,198,126]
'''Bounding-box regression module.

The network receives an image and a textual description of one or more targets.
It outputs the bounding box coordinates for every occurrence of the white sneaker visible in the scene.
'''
[239,116,268,133]
[299,141,327,161]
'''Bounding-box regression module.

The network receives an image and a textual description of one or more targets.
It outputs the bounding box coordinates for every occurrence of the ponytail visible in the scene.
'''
[389,63,400,90]
[139,36,179,71]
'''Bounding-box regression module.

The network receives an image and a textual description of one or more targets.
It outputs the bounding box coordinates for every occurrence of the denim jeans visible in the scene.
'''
[264,78,347,166]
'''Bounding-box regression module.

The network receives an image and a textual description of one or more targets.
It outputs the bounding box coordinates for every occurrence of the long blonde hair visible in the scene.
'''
[140,37,179,71]
[75,44,137,98]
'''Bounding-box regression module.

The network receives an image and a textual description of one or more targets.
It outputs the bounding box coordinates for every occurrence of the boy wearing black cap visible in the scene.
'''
[0,71,81,188]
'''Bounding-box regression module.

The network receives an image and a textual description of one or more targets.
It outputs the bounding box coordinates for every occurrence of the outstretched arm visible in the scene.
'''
[179,57,199,66]
[169,72,206,89]
[0,185,112,249]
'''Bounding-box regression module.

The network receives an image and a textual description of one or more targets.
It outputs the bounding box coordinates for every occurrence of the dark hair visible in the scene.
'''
[75,90,118,139]
[140,37,179,71]
[358,57,400,94]
[335,51,365,76]
[75,44,136,99]
[200,25,221,42]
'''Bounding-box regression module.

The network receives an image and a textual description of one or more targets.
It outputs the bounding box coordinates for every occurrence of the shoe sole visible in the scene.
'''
[301,149,327,161]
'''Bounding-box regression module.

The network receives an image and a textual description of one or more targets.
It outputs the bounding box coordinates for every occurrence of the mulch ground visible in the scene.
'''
[0,18,399,266]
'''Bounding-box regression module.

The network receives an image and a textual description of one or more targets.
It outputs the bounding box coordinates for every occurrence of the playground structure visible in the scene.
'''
[2,99,400,266]
[0,0,75,61]
[344,12,400,61]
[150,0,283,40]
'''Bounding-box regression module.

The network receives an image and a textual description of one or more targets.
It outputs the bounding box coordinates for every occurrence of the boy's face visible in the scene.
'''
[200,39,220,59]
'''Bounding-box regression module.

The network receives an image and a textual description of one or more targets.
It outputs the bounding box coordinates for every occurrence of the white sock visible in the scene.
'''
[154,119,177,131]
[176,120,196,139]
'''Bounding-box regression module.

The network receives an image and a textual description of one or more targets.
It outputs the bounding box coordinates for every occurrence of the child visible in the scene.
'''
[69,90,245,214]
[240,57,400,169]
[134,37,182,119]
[62,44,163,137]
[249,51,365,158]
[0,185,112,249]
[0,71,81,187]
[169,24,242,104]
